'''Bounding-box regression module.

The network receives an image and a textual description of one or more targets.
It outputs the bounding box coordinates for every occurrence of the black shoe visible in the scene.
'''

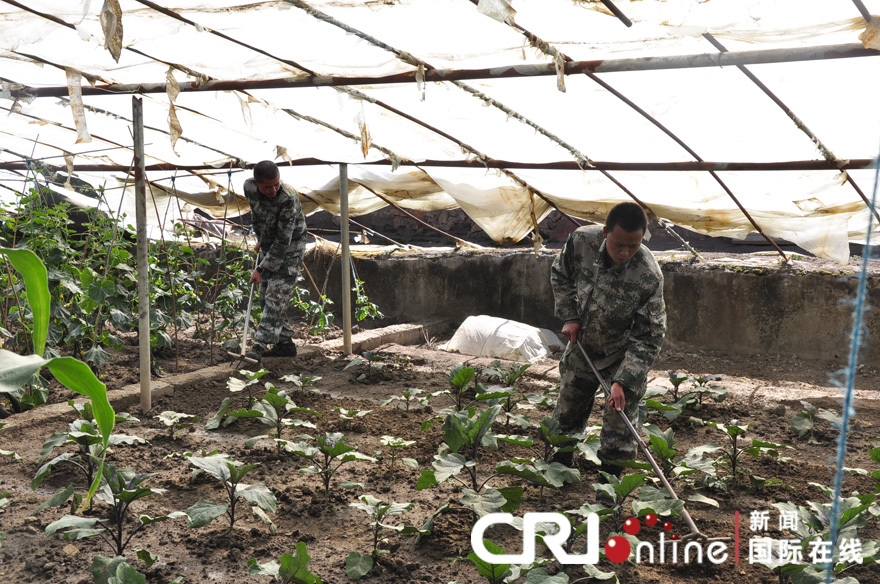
[598,461,624,483]
[265,338,297,357]
[245,343,267,361]
[550,449,574,468]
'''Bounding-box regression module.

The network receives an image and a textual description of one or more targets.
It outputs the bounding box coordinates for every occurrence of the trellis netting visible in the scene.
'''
[1,0,879,262]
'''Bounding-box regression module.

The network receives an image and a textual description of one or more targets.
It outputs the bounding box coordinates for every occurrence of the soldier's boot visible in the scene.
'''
[265,338,297,357]
[550,449,574,468]
[246,343,268,362]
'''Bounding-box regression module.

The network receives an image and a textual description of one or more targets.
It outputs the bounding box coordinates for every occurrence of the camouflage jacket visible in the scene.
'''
[243,179,308,277]
[551,225,666,392]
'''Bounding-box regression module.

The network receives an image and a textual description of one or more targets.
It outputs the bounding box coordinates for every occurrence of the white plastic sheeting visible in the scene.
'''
[0,1,879,263]
[442,315,566,363]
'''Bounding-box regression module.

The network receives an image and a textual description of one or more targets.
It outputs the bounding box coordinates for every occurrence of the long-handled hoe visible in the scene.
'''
[227,281,259,366]
[575,340,731,544]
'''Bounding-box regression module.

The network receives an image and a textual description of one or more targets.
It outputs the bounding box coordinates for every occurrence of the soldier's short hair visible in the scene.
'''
[254,160,280,182]
[606,202,647,234]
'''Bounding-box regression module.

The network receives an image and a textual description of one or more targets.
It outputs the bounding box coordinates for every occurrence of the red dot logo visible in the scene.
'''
[623,517,641,536]
[671,533,680,541]
[605,535,631,563]
[644,513,658,527]
[663,521,673,532]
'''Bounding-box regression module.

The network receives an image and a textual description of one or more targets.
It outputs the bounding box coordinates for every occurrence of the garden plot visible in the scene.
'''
[1,341,879,584]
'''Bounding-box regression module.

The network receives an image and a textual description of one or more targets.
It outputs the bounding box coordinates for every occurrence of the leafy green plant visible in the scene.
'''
[33,401,144,509]
[154,411,197,440]
[352,277,384,322]
[378,435,417,469]
[350,495,416,560]
[691,417,789,488]
[665,371,691,401]
[280,373,322,394]
[467,539,511,584]
[480,361,531,428]
[335,406,373,425]
[417,405,523,519]
[284,432,376,499]
[45,464,183,557]
[227,384,320,455]
[185,454,277,530]
[228,368,270,408]
[248,543,324,584]
[381,387,428,411]
[790,400,842,442]
[89,555,149,584]
[443,364,477,412]
[689,374,728,406]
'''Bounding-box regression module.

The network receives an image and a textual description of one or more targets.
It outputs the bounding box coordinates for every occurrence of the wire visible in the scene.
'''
[825,135,880,583]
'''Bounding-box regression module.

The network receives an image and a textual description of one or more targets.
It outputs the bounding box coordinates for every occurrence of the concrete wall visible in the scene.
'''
[304,248,880,366]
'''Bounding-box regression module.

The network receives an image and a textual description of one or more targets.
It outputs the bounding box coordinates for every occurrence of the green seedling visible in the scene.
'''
[378,435,417,469]
[352,277,384,322]
[228,368,270,408]
[691,417,789,488]
[790,400,842,443]
[417,405,523,520]
[284,432,376,499]
[154,411,197,440]
[45,463,183,557]
[480,361,531,428]
[443,363,477,412]
[335,406,372,424]
[350,495,416,561]
[89,555,149,584]
[344,354,388,383]
[33,402,144,510]
[381,387,429,411]
[227,384,320,455]
[689,374,728,406]
[185,454,277,530]
[466,539,512,584]
[666,371,691,401]
[280,373,322,394]
[248,543,324,584]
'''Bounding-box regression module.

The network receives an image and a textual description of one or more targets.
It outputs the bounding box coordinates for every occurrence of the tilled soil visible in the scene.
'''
[1,337,878,584]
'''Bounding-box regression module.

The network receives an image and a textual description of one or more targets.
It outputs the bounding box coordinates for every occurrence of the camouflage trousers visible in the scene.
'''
[553,342,645,464]
[253,272,299,346]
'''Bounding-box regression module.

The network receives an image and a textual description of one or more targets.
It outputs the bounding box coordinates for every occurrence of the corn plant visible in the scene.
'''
[185,454,277,530]
[45,464,183,557]
[248,543,324,584]
[284,432,377,499]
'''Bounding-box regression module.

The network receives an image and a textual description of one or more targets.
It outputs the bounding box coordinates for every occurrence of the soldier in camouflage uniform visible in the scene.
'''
[243,161,308,360]
[550,202,666,478]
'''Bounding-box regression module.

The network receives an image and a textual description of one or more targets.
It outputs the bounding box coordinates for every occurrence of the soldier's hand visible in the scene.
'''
[250,269,262,284]
[561,322,581,345]
[607,382,626,412]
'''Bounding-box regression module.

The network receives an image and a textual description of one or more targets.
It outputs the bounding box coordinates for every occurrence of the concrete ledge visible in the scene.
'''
[319,317,449,354]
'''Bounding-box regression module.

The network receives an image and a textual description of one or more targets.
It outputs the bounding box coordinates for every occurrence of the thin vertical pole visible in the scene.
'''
[132,97,151,412]
[339,164,351,354]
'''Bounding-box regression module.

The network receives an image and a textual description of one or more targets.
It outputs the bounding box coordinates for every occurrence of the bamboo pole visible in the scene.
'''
[340,164,352,355]
[132,97,151,413]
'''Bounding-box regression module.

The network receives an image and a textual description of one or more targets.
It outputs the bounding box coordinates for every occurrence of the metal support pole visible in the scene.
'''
[339,164,352,355]
[132,97,151,413]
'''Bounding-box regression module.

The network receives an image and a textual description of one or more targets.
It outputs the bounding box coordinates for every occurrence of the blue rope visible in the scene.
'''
[825,143,880,583]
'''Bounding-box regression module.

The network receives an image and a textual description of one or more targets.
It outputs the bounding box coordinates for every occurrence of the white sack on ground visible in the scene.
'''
[442,315,566,363]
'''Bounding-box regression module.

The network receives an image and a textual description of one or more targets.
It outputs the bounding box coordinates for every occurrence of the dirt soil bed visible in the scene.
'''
[1,334,879,584]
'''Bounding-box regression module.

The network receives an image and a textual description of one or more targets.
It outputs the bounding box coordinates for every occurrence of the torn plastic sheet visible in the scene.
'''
[64,68,92,144]
[100,0,122,63]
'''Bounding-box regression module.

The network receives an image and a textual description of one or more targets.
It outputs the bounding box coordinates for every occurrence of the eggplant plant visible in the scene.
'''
[154,411,197,440]
[280,373,322,394]
[226,384,320,455]
[283,432,376,499]
[378,435,417,469]
[690,417,790,488]
[45,464,183,557]
[417,405,523,519]
[345,495,417,580]
[790,400,842,443]
[33,401,144,510]
[381,387,429,411]
[248,543,324,584]
[185,454,277,530]
[227,368,270,408]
